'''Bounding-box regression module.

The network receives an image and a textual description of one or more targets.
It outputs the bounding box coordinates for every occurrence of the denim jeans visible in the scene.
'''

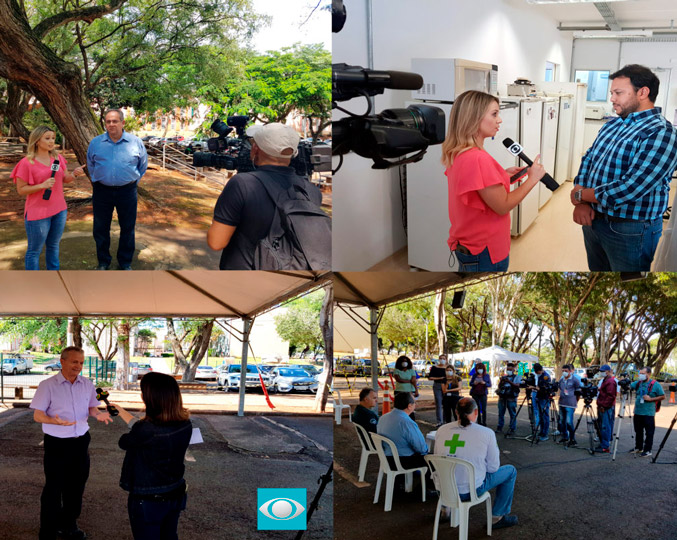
[599,406,615,450]
[455,246,509,272]
[497,399,517,432]
[433,383,444,424]
[471,394,488,426]
[460,464,517,517]
[532,394,550,437]
[24,209,67,270]
[558,406,575,441]
[92,181,138,267]
[128,493,186,540]
[582,216,662,271]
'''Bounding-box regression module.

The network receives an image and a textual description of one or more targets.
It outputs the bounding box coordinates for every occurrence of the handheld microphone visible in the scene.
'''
[502,138,558,191]
[42,158,60,201]
[96,387,119,416]
[332,63,423,102]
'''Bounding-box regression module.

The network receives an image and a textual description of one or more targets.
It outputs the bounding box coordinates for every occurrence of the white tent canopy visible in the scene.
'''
[449,345,538,380]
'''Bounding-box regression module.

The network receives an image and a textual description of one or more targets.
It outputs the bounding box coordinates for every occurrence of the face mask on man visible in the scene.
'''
[477,369,484,374]
[563,371,571,378]
[639,374,647,381]
[506,370,513,376]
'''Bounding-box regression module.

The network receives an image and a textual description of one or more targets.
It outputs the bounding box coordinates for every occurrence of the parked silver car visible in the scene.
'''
[219,364,269,392]
[270,367,318,393]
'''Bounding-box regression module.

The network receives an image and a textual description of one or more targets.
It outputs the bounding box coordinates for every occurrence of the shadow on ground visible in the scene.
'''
[0,409,333,540]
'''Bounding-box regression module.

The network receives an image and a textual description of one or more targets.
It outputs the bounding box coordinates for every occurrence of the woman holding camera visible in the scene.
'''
[10,125,84,270]
[441,91,545,271]
[111,372,192,540]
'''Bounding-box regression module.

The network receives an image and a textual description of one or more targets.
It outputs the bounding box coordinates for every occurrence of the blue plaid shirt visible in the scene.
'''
[574,108,677,221]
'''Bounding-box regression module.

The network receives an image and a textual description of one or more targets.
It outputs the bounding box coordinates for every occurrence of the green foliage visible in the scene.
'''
[274,291,324,352]
[379,298,436,356]
[0,318,67,352]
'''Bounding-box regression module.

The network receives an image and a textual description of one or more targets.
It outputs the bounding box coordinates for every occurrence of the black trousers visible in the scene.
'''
[92,180,138,267]
[633,414,656,452]
[442,393,460,423]
[128,492,187,540]
[40,432,91,540]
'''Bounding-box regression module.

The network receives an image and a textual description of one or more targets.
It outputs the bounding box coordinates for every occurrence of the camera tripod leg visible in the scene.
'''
[651,409,677,464]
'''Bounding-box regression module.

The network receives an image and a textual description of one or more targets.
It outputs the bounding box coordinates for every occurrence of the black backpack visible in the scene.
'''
[250,171,331,270]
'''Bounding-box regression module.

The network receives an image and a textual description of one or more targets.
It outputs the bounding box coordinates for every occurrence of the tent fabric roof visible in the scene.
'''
[0,271,330,318]
[449,345,538,364]
[333,272,477,308]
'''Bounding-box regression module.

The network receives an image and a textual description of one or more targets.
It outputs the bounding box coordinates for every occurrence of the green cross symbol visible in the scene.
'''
[444,434,466,454]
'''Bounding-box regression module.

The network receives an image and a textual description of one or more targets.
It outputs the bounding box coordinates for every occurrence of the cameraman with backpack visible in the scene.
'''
[207,123,331,270]
[629,367,665,457]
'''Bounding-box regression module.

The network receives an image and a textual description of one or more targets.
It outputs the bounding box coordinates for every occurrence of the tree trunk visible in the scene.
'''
[183,320,213,382]
[315,285,333,413]
[70,317,82,349]
[0,0,101,164]
[114,321,130,391]
[5,82,30,141]
[434,290,446,355]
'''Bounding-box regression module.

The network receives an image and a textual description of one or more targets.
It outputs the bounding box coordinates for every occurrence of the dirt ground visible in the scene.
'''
[0,408,333,540]
[0,152,332,270]
[333,386,677,540]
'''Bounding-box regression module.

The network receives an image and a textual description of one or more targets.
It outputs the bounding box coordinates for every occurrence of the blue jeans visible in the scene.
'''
[460,465,516,517]
[128,493,187,540]
[433,383,444,424]
[582,216,662,271]
[599,406,615,450]
[532,394,550,437]
[558,406,575,441]
[497,399,517,432]
[25,209,67,270]
[455,246,509,272]
[93,181,138,267]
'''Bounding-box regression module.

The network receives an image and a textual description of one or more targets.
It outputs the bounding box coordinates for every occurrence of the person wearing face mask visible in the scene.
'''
[442,364,463,423]
[629,367,665,457]
[393,355,418,420]
[495,362,521,436]
[469,360,491,426]
[526,363,552,442]
[207,122,327,269]
[557,364,581,446]
[434,397,518,530]
[428,354,448,426]
[595,364,618,453]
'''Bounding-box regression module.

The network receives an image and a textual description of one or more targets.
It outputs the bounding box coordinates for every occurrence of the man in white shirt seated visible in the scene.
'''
[434,397,518,530]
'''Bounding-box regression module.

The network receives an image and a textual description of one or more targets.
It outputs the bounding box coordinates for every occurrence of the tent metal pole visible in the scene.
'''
[370,308,379,394]
[238,318,253,417]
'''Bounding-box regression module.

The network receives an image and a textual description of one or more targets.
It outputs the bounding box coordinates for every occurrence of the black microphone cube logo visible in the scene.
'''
[50,163,59,172]
[508,143,522,156]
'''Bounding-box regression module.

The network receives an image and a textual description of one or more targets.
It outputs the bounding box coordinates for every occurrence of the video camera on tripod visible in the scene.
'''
[192,116,331,177]
[618,373,632,395]
[579,379,598,404]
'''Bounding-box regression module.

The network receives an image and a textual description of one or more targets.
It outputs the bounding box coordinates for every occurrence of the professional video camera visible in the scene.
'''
[548,380,560,397]
[332,1,445,171]
[579,379,599,403]
[618,373,632,394]
[521,372,536,388]
[192,116,329,177]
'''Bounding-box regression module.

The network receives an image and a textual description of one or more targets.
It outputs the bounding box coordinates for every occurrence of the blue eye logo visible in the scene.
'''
[257,489,307,530]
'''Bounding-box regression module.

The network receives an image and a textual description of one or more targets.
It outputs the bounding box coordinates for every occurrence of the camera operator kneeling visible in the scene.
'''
[629,367,665,457]
[434,398,518,530]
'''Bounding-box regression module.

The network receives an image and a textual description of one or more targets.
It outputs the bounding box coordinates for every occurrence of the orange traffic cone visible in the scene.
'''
[669,384,676,405]
[382,381,392,415]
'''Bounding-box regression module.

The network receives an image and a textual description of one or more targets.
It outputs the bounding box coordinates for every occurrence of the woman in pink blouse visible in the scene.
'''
[441,91,545,271]
[10,126,84,270]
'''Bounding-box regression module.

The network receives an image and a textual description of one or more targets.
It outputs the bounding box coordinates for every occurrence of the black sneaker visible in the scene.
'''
[493,515,519,530]
[567,440,578,447]
[640,451,652,458]
[558,438,568,445]
[96,264,109,270]
[495,427,503,433]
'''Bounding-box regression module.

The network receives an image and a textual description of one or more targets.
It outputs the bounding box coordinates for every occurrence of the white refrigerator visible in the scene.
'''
[405,101,456,271]
[553,94,574,184]
[538,97,560,209]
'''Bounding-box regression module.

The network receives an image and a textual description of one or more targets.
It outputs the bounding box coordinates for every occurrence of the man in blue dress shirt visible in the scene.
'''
[87,109,148,270]
[571,64,677,271]
[30,346,113,540]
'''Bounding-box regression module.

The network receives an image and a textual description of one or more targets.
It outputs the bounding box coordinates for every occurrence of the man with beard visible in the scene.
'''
[570,64,677,271]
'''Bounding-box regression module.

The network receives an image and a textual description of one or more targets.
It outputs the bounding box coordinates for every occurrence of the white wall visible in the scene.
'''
[333,0,573,270]
[571,38,677,120]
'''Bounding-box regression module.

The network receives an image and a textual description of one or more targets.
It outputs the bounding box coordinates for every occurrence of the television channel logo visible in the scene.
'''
[257,488,307,530]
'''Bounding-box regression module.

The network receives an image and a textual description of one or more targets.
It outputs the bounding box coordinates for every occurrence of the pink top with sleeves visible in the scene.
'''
[10,154,68,221]
[446,147,511,264]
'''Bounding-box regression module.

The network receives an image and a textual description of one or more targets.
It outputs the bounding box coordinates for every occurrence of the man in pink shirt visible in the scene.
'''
[30,347,113,540]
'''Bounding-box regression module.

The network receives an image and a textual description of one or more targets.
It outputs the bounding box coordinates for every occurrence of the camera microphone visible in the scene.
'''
[502,138,558,191]
[43,158,60,201]
[96,387,119,416]
[332,63,423,102]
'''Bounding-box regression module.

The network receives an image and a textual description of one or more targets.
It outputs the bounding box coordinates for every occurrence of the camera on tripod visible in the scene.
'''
[521,372,536,388]
[579,380,598,403]
[192,117,329,177]
[618,374,632,394]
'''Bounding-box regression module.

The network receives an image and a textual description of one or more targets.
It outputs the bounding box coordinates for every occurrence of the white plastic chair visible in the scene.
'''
[354,423,378,482]
[424,455,492,540]
[331,389,351,425]
[370,433,427,511]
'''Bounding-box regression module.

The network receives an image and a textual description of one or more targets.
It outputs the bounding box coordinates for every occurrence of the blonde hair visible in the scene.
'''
[26,126,59,163]
[440,91,499,168]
